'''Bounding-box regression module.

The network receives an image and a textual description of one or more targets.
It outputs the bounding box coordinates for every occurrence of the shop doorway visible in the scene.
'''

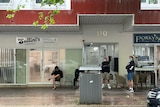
[83,43,119,72]
[29,49,58,83]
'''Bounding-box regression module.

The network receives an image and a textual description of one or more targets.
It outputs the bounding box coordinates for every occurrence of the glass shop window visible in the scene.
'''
[0,0,10,3]
[141,0,146,3]
[141,0,160,10]
[36,0,65,5]
[141,0,159,4]
[0,49,14,84]
[36,0,41,3]
[34,0,70,10]
[35,0,64,4]
[133,45,154,66]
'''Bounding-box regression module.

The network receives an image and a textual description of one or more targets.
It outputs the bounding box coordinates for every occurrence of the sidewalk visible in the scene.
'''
[0,87,148,107]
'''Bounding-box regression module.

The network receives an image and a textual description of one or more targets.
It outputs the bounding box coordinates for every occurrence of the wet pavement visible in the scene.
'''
[0,87,149,107]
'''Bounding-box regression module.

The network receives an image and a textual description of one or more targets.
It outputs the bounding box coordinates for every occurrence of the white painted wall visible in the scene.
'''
[118,32,133,76]
[0,24,133,76]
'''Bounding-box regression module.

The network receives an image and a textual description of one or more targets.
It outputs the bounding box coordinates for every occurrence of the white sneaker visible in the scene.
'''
[129,89,134,92]
[102,84,105,89]
[107,84,111,89]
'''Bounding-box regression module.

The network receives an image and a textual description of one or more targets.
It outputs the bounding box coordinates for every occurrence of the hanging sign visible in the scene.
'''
[134,34,160,43]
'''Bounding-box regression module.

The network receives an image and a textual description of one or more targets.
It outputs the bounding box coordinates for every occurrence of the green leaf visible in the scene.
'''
[6,14,15,19]
[44,16,49,23]
[49,17,55,24]
[49,13,54,17]
[54,10,60,15]
[43,0,52,5]
[41,2,45,6]
[33,20,39,26]
[6,0,63,29]
[38,12,44,20]
[6,10,13,12]
[21,5,25,8]
[17,5,21,11]
[41,0,64,6]
[48,10,52,14]
[58,0,65,5]
[12,10,17,13]
[41,24,48,30]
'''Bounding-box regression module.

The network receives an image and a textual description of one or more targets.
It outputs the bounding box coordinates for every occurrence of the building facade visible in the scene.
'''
[0,0,160,86]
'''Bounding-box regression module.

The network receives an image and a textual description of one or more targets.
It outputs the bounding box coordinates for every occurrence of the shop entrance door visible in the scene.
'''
[29,49,42,82]
[83,43,118,67]
[29,49,58,83]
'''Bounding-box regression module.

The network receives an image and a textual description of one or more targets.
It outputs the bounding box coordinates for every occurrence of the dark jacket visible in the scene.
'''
[74,69,84,80]
[51,70,63,78]
[126,60,135,73]
[101,61,110,73]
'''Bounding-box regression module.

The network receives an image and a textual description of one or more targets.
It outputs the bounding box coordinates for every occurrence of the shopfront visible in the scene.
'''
[82,42,119,72]
[0,23,134,86]
[133,33,160,86]
[0,36,83,85]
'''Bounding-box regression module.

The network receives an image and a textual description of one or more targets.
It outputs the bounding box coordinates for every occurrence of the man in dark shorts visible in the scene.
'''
[101,57,111,89]
[126,56,135,92]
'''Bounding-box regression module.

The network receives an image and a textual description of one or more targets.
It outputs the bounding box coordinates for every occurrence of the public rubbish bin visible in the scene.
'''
[79,73,102,104]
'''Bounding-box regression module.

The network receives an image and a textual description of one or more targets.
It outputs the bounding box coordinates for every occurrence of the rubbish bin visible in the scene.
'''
[79,73,102,104]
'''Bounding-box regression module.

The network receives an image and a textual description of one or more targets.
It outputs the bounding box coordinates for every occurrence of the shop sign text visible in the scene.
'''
[134,34,160,43]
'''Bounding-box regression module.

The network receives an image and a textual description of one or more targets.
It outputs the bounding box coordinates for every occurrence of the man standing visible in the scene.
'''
[126,56,135,92]
[101,57,111,89]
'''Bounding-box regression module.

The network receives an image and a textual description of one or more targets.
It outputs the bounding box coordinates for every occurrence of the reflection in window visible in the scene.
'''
[0,0,10,3]
[141,0,158,3]
[36,0,41,3]
[86,47,99,65]
[149,0,158,4]
[36,0,65,5]
[138,56,149,61]
[0,49,14,84]
[133,45,154,63]
[84,43,118,66]
[141,0,146,2]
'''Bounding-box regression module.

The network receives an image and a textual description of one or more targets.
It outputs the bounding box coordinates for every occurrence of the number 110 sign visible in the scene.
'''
[97,31,107,37]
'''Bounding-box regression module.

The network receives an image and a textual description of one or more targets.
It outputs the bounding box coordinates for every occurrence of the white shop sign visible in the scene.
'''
[16,37,57,47]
